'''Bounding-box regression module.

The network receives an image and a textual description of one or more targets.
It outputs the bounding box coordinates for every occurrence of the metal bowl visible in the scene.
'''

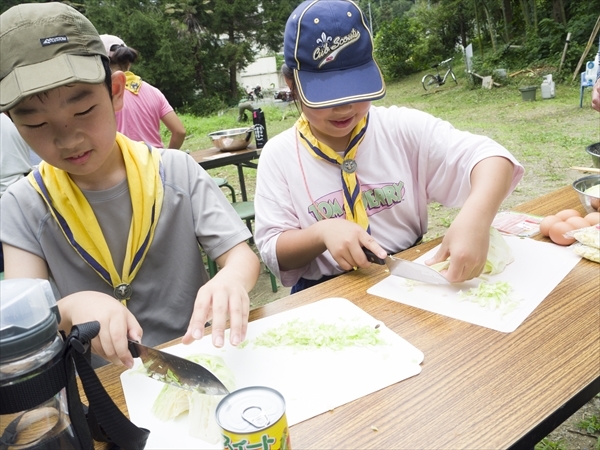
[572,175,600,213]
[208,127,254,151]
[585,142,600,168]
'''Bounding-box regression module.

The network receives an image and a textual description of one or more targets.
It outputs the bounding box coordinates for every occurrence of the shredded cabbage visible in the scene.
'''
[458,281,521,315]
[187,390,223,443]
[250,318,385,350]
[429,227,514,275]
[150,354,235,444]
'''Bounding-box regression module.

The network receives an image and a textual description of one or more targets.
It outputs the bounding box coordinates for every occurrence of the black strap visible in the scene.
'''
[64,346,95,450]
[0,352,66,415]
[0,411,81,450]
[65,322,150,450]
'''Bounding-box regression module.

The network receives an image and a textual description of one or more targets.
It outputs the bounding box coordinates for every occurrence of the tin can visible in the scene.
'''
[215,386,291,450]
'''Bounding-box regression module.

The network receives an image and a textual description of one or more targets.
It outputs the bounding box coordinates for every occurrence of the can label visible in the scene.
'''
[216,386,291,450]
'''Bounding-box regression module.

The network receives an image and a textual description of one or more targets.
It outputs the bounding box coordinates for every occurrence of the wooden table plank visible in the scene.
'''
[188,146,260,201]
[188,146,259,171]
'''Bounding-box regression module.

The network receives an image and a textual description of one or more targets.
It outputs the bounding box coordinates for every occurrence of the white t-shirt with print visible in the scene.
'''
[254,105,524,287]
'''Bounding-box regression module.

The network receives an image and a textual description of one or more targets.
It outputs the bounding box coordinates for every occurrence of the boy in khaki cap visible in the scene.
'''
[0,3,260,367]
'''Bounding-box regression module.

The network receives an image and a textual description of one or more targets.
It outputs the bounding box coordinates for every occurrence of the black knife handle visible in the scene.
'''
[363,248,387,265]
[128,340,140,358]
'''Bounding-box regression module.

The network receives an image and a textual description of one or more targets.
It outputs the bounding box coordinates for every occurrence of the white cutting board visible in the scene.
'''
[367,236,581,333]
[121,297,424,449]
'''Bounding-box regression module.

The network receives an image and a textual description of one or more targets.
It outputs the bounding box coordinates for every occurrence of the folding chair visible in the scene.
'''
[212,177,236,202]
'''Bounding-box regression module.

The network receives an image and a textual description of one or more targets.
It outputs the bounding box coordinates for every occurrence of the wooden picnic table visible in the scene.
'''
[90,185,599,449]
[188,146,260,201]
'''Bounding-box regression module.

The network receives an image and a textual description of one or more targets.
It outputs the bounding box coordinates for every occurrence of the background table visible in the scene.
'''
[189,146,260,201]
[91,186,599,449]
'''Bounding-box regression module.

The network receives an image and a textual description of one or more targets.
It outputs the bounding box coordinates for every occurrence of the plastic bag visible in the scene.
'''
[565,225,600,249]
[565,225,600,263]
[572,242,600,263]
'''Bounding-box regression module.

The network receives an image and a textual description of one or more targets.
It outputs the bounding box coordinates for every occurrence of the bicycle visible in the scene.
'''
[421,57,458,91]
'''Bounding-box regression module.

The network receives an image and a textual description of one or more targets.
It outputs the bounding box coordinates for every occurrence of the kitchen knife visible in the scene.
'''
[363,248,450,285]
[127,340,229,395]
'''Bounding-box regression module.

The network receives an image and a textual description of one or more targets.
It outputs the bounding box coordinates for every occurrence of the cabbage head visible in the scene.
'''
[429,227,514,275]
[151,354,235,443]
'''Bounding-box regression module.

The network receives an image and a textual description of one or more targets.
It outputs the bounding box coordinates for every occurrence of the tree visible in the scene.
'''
[84,0,197,108]
[207,0,300,101]
[259,0,303,51]
[83,0,297,110]
[355,0,415,35]
[374,15,419,79]
[160,0,299,103]
[163,0,231,104]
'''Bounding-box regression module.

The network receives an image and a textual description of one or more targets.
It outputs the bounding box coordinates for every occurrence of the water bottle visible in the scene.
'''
[0,279,80,449]
[252,108,268,149]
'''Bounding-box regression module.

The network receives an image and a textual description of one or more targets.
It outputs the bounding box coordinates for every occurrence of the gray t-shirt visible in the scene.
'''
[0,148,251,349]
[1,114,33,197]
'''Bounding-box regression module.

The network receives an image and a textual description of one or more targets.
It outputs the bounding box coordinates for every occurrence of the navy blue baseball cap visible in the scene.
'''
[284,0,385,109]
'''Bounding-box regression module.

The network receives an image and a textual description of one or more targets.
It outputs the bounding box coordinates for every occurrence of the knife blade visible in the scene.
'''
[363,248,450,285]
[127,340,229,395]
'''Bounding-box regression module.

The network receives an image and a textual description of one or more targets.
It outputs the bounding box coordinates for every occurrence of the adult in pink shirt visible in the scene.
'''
[100,35,186,149]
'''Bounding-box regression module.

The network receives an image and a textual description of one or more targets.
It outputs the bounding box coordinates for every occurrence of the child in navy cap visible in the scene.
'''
[254,0,524,292]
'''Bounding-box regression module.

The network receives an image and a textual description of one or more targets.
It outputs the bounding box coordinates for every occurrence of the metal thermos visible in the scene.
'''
[0,279,80,449]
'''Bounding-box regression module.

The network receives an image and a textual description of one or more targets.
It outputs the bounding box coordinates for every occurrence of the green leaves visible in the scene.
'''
[578,415,600,434]
[83,0,300,107]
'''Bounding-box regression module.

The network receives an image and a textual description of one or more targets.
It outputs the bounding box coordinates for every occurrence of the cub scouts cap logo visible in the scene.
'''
[0,3,107,112]
[284,0,386,109]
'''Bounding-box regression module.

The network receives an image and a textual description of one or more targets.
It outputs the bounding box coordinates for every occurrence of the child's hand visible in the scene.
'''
[317,219,387,270]
[58,291,142,368]
[425,214,489,282]
[182,242,258,348]
[183,277,250,348]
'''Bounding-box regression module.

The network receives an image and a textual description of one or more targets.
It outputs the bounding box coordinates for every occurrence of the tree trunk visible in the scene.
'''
[188,37,208,99]
[501,0,513,41]
[519,0,531,31]
[228,25,237,101]
[553,0,567,26]
[532,0,538,32]
[474,0,484,58]
[480,0,497,52]
[460,16,467,49]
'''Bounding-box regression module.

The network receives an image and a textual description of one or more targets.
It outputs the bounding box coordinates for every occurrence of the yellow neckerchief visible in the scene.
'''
[124,71,142,95]
[28,133,164,305]
[296,113,370,231]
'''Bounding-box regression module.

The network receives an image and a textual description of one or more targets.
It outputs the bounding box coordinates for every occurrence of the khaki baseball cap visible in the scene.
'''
[0,3,107,112]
